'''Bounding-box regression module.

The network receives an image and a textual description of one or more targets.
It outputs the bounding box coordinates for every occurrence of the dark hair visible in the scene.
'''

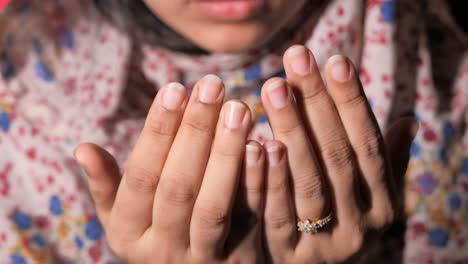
[92,0,205,54]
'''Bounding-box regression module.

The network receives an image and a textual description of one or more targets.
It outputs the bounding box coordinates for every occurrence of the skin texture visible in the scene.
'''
[75,3,417,263]
[142,0,306,52]
[76,46,417,263]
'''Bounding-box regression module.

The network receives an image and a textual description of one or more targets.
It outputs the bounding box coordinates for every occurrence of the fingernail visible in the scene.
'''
[286,46,311,76]
[267,145,282,166]
[224,101,247,129]
[199,74,223,104]
[162,83,186,110]
[246,144,261,167]
[266,80,289,109]
[328,55,352,83]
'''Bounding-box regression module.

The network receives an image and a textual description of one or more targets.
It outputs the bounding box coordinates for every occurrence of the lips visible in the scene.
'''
[193,0,264,21]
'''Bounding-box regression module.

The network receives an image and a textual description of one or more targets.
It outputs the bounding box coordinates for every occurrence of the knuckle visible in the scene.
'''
[370,204,395,228]
[354,133,383,161]
[332,230,364,260]
[275,120,303,139]
[124,166,158,193]
[106,232,132,261]
[320,138,354,169]
[195,203,229,228]
[266,177,287,193]
[159,174,196,205]
[244,182,264,196]
[265,214,293,231]
[301,83,328,105]
[211,144,241,161]
[145,117,176,138]
[180,117,213,137]
[89,187,114,208]
[336,90,365,109]
[294,169,323,200]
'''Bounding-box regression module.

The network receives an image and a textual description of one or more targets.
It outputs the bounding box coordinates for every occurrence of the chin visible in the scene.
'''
[183,24,274,53]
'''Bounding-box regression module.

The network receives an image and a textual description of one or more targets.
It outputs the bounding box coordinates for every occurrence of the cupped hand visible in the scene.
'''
[259,45,417,263]
[74,75,266,263]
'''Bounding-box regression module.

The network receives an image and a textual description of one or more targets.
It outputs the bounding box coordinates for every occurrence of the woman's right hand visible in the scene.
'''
[74,75,266,263]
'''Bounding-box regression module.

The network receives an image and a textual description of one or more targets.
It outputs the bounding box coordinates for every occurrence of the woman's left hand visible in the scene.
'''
[260,45,417,263]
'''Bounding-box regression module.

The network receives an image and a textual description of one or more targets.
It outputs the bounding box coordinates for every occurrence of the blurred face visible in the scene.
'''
[143,0,306,52]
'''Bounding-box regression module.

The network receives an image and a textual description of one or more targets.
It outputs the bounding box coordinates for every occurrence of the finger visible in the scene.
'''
[152,75,224,247]
[263,141,297,259]
[384,117,419,216]
[225,141,265,260]
[260,77,327,225]
[190,101,251,258]
[324,55,392,228]
[111,82,187,239]
[283,46,358,228]
[74,143,120,226]
[237,141,266,217]
[226,141,265,256]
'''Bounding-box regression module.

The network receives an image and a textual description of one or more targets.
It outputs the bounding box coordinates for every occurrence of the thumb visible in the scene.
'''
[74,143,121,226]
[384,117,419,212]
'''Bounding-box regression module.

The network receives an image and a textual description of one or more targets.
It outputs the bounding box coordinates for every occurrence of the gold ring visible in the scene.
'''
[297,213,332,234]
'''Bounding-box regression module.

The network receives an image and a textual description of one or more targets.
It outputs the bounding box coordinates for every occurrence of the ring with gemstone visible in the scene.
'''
[297,213,332,234]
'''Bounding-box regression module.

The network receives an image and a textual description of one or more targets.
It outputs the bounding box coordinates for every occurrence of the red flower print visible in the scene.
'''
[0,163,12,196]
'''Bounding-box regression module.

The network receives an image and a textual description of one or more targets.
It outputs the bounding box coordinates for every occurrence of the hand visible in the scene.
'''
[259,45,417,263]
[74,75,266,263]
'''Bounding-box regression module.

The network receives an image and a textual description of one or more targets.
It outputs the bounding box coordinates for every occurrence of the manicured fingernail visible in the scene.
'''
[246,144,261,167]
[286,46,311,76]
[266,80,289,109]
[224,101,247,129]
[162,83,186,110]
[199,74,223,104]
[267,145,282,166]
[328,55,352,83]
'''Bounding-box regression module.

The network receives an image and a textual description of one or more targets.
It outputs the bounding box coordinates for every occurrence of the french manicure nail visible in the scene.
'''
[225,101,247,129]
[199,74,223,104]
[267,145,282,166]
[246,144,261,167]
[328,55,352,83]
[286,46,311,76]
[267,80,289,109]
[162,83,186,110]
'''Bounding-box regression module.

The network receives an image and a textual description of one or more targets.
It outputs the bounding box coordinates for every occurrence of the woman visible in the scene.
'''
[0,0,466,263]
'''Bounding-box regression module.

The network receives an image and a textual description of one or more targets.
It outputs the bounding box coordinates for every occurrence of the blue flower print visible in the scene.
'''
[0,111,11,131]
[410,140,421,157]
[448,193,462,211]
[75,236,84,250]
[85,218,104,241]
[12,211,32,230]
[35,61,54,82]
[59,28,75,49]
[428,228,449,247]
[381,0,394,23]
[415,172,437,195]
[10,255,27,264]
[461,158,468,175]
[258,113,268,123]
[442,121,455,141]
[49,195,63,216]
[31,233,48,248]
[244,64,262,81]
